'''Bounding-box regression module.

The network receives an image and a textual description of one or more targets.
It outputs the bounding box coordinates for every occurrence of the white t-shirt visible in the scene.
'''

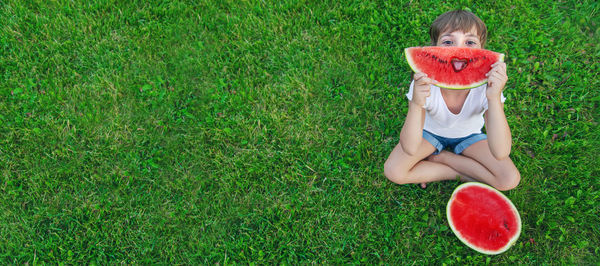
[406,81,506,138]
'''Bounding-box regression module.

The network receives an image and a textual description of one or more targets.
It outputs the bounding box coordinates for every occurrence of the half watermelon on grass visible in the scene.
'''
[447,182,521,255]
[405,46,504,89]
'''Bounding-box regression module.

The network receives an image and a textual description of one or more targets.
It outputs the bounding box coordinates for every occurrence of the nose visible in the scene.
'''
[455,37,467,47]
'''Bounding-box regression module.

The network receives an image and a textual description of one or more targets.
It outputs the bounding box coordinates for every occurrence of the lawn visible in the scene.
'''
[1,0,599,264]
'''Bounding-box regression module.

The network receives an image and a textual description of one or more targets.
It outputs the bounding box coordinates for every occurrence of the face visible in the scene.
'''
[437,27,482,48]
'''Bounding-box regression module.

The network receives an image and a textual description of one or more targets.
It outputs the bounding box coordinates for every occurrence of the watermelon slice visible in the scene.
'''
[405,46,504,89]
[446,182,521,255]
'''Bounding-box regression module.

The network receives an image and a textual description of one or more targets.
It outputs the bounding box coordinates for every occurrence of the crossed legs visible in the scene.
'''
[384,139,520,191]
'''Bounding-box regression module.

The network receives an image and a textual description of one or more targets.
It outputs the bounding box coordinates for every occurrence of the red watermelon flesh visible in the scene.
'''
[447,182,521,255]
[405,47,504,89]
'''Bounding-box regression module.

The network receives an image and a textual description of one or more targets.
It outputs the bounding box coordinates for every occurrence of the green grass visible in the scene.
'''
[1,0,599,264]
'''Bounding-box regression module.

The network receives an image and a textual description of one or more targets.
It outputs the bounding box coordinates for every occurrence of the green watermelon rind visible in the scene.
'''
[404,47,505,90]
[446,182,521,255]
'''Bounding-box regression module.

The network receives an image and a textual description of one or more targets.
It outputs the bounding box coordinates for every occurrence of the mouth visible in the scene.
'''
[451,58,468,72]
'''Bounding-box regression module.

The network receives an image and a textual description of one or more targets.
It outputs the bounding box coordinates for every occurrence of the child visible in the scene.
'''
[384,10,520,191]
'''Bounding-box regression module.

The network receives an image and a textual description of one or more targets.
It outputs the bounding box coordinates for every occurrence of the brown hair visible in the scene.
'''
[429,10,488,47]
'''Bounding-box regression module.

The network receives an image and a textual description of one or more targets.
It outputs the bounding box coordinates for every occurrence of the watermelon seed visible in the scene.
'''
[489,231,500,240]
[503,220,510,231]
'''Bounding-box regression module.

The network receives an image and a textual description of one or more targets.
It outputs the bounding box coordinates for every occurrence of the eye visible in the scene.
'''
[466,40,478,46]
[441,40,453,45]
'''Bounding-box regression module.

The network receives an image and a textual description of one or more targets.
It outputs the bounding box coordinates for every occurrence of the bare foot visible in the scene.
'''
[421,151,452,188]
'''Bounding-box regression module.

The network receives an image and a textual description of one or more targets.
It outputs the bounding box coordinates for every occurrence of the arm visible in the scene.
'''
[484,100,511,160]
[399,73,436,155]
[400,100,426,155]
[484,62,511,160]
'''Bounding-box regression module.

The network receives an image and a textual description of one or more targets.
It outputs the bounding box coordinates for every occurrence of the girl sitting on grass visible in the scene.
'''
[384,10,520,190]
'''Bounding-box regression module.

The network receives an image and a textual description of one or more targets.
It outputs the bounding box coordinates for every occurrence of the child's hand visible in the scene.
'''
[412,72,436,108]
[485,62,508,100]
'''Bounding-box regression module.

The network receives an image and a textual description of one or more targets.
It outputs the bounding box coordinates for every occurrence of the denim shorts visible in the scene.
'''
[423,130,487,155]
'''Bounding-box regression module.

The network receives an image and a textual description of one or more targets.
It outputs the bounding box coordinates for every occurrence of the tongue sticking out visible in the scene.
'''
[451,58,468,72]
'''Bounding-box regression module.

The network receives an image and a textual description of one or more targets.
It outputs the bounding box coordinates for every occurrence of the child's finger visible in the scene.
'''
[492,67,506,77]
[491,62,507,73]
[487,75,505,88]
[486,67,504,77]
[416,78,434,87]
[414,72,427,80]
[421,75,437,83]
[485,71,498,78]
[415,76,428,84]
[491,61,505,68]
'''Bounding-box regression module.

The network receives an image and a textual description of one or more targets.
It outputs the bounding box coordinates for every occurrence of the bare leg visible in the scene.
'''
[384,140,471,186]
[431,140,521,191]
[427,151,495,183]
[419,153,477,188]
[461,140,521,190]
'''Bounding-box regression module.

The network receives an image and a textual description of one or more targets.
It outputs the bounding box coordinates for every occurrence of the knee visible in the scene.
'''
[494,168,521,191]
[384,160,410,185]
